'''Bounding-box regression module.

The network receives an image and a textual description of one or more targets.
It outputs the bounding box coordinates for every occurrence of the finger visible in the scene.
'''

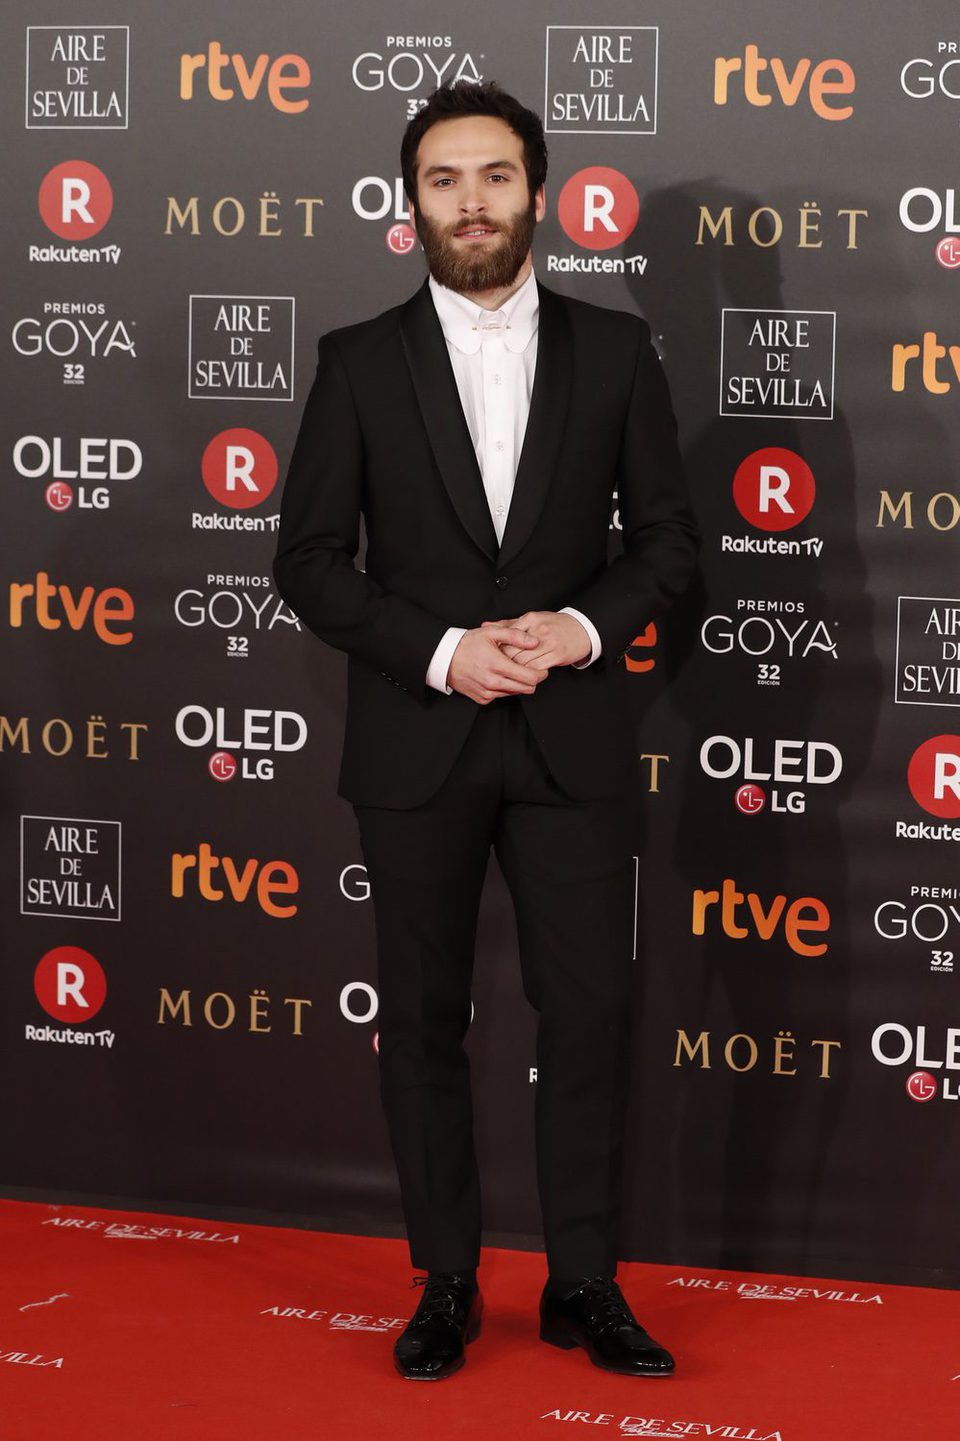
[482,626,540,648]
[490,659,549,685]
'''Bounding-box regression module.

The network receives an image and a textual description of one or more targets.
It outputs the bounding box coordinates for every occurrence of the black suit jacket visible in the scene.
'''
[272,276,699,809]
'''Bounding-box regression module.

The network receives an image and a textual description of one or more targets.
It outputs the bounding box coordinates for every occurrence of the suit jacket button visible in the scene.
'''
[495,575,508,589]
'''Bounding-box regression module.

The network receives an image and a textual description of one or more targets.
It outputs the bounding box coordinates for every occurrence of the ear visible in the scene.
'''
[534,185,547,223]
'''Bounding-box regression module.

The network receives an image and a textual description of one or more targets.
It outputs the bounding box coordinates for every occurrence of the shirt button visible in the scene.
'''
[495,440,504,451]
[495,503,505,516]
[493,374,501,384]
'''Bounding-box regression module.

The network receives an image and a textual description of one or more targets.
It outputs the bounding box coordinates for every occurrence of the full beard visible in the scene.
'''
[414,198,537,293]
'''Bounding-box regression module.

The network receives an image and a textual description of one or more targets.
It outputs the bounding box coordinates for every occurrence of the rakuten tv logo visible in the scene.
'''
[733,448,816,530]
[558,166,639,249]
[38,161,112,239]
[723,448,822,560]
[908,736,960,817]
[692,878,830,956]
[34,945,107,1022]
[201,430,277,509]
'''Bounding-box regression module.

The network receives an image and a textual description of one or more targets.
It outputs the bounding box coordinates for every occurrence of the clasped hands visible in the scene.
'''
[447,611,590,706]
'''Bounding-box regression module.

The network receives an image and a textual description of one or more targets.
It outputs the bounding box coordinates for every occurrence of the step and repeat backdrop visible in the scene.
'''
[3,2,959,1289]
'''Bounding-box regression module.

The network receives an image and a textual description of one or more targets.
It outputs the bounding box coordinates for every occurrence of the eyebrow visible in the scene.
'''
[420,159,520,178]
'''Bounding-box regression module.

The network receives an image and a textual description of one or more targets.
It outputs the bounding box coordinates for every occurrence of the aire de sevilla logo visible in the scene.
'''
[38,160,112,239]
[34,945,106,1022]
[201,429,277,509]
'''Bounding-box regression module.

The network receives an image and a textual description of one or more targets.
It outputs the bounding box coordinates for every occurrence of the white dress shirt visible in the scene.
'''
[425,267,602,694]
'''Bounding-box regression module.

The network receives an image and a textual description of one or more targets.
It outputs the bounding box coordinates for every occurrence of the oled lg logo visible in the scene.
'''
[896,735,960,841]
[27,945,114,1048]
[899,188,960,269]
[700,735,842,816]
[723,447,821,558]
[193,429,279,533]
[175,704,307,782]
[872,1022,960,1102]
[550,167,645,277]
[33,160,119,265]
[13,434,142,514]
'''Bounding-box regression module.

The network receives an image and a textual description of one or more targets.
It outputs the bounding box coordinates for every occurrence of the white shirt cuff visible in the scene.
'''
[560,607,602,669]
[426,626,467,694]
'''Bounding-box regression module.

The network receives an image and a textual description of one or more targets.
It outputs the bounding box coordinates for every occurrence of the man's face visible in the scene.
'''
[409,114,545,292]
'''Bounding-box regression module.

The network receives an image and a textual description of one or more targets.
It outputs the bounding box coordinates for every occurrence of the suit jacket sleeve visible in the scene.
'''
[272,335,449,702]
[564,320,699,658]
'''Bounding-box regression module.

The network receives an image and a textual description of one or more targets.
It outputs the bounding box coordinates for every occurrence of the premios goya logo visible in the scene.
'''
[874,885,958,975]
[173,574,300,659]
[699,598,838,687]
[12,302,135,386]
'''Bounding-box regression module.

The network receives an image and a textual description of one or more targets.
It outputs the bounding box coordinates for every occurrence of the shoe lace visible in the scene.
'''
[410,1273,472,1324]
[576,1277,636,1331]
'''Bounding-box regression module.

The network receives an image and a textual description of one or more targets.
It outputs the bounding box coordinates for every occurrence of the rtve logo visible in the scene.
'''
[908,736,960,818]
[38,161,112,239]
[179,43,310,113]
[34,945,107,1023]
[692,878,830,956]
[714,45,855,120]
[9,571,134,645]
[201,429,277,509]
[892,332,960,393]
[733,447,816,531]
[557,166,639,250]
[171,843,299,918]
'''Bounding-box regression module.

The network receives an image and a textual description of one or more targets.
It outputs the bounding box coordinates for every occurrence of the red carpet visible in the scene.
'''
[1,1198,955,1440]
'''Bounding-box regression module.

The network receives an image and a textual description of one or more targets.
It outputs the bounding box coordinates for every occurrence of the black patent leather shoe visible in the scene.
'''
[540,1276,675,1377]
[393,1274,483,1381]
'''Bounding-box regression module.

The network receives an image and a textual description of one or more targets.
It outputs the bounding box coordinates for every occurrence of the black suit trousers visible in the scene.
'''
[353,695,638,1279]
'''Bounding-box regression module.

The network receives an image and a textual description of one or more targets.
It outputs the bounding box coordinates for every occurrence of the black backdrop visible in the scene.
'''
[3,1,959,1289]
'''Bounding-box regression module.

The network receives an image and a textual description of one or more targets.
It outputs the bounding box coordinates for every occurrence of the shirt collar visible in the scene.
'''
[428,266,539,356]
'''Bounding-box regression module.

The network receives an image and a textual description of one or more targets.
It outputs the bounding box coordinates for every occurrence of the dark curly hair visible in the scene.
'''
[400,80,548,205]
